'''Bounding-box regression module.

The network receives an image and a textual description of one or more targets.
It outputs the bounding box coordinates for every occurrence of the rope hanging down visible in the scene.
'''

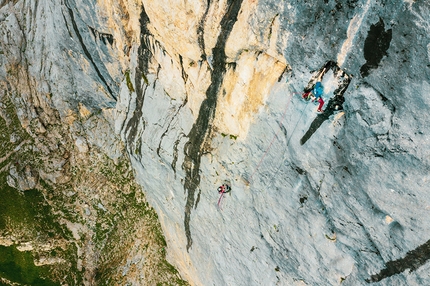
[219,90,305,209]
[217,192,225,209]
[247,91,301,184]
[262,98,309,192]
[217,184,231,210]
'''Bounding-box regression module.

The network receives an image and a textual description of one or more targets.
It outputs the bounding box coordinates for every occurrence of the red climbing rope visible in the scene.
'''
[217,184,230,210]
[217,191,225,209]
[248,91,299,184]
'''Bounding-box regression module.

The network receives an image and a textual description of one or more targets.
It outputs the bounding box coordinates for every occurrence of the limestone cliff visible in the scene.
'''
[1,0,430,285]
[0,0,186,285]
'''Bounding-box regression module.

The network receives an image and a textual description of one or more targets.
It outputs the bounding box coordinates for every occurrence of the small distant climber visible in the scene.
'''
[217,184,231,194]
[312,81,325,113]
[217,183,231,209]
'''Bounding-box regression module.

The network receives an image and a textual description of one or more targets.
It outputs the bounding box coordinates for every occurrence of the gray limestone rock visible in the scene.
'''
[1,0,430,285]
[116,1,430,285]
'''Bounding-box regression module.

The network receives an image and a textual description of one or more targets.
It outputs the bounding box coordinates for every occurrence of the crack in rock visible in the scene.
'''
[88,26,114,46]
[197,0,211,61]
[64,0,116,100]
[124,6,152,143]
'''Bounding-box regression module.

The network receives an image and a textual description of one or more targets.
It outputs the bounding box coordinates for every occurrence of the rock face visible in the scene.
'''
[1,0,430,285]
[0,0,186,285]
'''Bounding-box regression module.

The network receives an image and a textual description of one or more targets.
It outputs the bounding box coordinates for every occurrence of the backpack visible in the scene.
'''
[313,82,323,98]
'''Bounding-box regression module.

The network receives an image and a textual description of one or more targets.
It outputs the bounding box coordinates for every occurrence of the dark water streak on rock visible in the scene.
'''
[64,0,116,99]
[367,238,430,283]
[182,0,244,251]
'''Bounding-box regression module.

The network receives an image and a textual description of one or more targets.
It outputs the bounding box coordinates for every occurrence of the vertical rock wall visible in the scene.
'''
[117,0,430,285]
[0,0,187,285]
[1,0,430,285]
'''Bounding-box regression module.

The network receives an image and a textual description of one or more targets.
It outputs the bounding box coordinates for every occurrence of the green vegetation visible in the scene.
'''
[0,90,187,285]
[155,260,189,286]
[221,133,238,140]
[92,155,187,285]
[0,182,69,240]
[0,246,59,286]
[125,70,135,92]
[0,94,79,285]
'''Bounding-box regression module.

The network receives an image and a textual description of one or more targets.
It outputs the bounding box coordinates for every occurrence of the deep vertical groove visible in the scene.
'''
[182,0,244,251]
[124,6,152,143]
[64,1,116,100]
[197,0,211,61]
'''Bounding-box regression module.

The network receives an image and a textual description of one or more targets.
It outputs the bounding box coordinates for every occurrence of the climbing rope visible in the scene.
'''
[256,98,309,192]
[219,89,308,208]
[217,184,231,210]
[286,94,310,146]
[248,91,300,184]
[217,191,225,210]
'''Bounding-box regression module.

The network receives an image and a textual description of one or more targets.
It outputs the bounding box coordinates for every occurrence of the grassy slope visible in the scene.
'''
[0,92,188,285]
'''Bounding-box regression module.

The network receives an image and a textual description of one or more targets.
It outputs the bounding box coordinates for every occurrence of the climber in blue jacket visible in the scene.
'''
[312,81,324,113]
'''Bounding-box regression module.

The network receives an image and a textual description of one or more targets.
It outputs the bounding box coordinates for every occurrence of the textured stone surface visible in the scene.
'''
[1,0,430,285]
[0,0,186,285]
[117,0,430,285]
